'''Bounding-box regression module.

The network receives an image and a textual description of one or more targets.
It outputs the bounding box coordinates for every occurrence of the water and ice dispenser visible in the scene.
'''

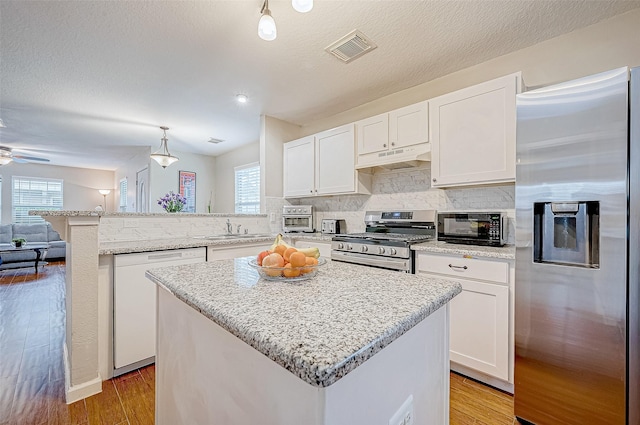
[533,201,600,268]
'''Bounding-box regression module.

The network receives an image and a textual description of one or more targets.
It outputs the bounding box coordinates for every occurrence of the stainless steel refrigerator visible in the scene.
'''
[515,67,639,424]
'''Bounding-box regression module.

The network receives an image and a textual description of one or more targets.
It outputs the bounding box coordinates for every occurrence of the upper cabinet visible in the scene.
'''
[356,101,430,169]
[283,135,315,198]
[429,73,521,187]
[283,124,371,198]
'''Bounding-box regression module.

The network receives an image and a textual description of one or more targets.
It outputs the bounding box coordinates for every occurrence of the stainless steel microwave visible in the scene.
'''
[437,212,506,246]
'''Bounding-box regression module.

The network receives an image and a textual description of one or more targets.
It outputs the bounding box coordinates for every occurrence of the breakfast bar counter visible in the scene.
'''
[146,258,461,425]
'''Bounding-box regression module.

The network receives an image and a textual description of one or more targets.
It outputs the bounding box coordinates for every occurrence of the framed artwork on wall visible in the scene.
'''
[179,170,196,213]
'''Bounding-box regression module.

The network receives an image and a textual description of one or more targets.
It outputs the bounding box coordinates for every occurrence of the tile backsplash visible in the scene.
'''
[277,165,516,244]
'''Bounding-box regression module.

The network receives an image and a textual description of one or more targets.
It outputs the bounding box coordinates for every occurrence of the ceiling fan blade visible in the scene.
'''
[12,154,50,162]
[12,157,28,163]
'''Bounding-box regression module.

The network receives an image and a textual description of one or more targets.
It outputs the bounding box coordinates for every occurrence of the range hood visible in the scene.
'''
[355,143,431,171]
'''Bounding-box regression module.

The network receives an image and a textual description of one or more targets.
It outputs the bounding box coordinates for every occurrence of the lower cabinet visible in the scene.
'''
[417,251,513,390]
[207,243,273,261]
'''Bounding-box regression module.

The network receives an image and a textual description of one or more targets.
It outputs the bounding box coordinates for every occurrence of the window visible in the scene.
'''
[119,178,128,212]
[235,162,260,214]
[12,176,63,224]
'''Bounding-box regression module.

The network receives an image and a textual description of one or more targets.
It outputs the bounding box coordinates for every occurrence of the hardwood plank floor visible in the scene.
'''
[0,262,516,424]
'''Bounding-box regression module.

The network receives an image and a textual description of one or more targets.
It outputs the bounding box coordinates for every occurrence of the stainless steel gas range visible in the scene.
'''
[331,210,436,273]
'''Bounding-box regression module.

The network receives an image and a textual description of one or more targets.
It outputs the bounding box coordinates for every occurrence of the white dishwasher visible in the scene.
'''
[113,247,206,374]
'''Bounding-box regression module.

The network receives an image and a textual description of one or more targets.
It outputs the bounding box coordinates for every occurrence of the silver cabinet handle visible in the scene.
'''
[432,178,437,183]
[448,264,468,270]
[383,144,387,148]
[391,142,395,146]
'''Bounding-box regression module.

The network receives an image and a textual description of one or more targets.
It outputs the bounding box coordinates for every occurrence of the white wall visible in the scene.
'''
[148,150,216,213]
[0,163,115,224]
[301,9,640,136]
[113,148,151,212]
[260,116,301,203]
[213,142,259,213]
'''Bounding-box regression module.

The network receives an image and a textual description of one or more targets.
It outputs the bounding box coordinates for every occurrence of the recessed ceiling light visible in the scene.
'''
[236,94,248,103]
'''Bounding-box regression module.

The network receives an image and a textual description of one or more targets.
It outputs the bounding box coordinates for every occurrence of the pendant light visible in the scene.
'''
[150,126,179,168]
[258,0,277,41]
[292,0,313,13]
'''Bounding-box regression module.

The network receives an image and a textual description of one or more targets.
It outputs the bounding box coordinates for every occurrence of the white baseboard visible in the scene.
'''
[450,361,514,394]
[64,343,103,404]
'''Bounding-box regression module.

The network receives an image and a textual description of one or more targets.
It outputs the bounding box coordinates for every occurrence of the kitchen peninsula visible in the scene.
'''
[146,258,462,425]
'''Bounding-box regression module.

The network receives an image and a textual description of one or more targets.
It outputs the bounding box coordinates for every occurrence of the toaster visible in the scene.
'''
[321,219,346,234]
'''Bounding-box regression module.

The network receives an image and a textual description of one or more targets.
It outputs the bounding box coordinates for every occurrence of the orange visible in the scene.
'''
[301,256,318,274]
[262,253,284,268]
[274,245,287,256]
[283,263,301,278]
[283,247,298,262]
[289,252,306,268]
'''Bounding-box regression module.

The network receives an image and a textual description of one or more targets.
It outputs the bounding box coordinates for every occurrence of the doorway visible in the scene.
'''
[136,167,149,213]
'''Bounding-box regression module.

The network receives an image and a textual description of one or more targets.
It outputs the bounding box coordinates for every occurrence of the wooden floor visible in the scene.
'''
[0,262,516,425]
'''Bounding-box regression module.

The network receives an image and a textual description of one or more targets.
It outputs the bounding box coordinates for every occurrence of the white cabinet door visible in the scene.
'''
[293,240,332,259]
[448,279,509,381]
[356,113,389,155]
[430,73,520,187]
[316,124,356,195]
[389,101,428,149]
[207,243,273,261]
[283,136,315,198]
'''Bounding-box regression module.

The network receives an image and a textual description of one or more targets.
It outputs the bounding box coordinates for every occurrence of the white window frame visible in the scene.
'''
[119,178,128,212]
[234,162,260,214]
[12,176,64,224]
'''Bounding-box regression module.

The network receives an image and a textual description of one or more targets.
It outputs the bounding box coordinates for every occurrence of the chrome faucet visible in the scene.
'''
[226,219,232,235]
[237,224,242,234]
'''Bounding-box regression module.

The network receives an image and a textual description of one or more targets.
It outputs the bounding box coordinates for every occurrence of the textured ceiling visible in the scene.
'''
[1,0,639,170]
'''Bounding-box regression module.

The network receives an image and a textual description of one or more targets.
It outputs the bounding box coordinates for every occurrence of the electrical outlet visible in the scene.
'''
[389,395,413,425]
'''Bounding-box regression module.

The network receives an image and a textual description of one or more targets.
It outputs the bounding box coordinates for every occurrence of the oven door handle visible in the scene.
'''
[331,251,410,272]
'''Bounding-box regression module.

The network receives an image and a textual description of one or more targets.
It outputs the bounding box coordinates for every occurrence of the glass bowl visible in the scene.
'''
[248,257,327,282]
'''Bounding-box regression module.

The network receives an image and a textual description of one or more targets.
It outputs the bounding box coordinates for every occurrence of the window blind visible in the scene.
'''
[235,163,260,214]
[119,179,128,212]
[12,177,63,224]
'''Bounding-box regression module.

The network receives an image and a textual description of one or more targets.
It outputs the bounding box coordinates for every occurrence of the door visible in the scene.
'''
[136,167,149,213]
[283,136,315,198]
[356,113,388,156]
[449,279,509,380]
[316,124,356,195]
[430,73,519,187]
[389,101,428,149]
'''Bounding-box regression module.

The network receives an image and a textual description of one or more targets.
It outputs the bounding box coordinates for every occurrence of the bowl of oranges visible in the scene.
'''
[248,243,326,281]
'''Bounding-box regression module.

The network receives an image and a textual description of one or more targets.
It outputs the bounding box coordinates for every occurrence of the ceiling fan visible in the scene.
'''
[0,146,50,166]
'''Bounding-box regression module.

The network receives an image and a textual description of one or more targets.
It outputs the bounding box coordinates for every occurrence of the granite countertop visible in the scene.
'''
[146,259,461,388]
[412,241,515,260]
[284,232,334,242]
[100,233,334,255]
[99,235,276,255]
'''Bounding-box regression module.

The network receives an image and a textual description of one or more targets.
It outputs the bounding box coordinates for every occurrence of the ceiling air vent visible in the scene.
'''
[325,30,377,63]
[207,138,225,144]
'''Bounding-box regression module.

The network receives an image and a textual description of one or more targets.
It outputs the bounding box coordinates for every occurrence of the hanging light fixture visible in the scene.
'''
[258,0,277,41]
[292,0,313,13]
[150,126,179,168]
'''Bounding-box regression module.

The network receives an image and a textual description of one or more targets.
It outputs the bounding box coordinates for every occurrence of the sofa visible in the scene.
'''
[0,223,66,270]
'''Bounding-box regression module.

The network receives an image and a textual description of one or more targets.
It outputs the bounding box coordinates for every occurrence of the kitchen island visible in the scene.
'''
[146,258,462,425]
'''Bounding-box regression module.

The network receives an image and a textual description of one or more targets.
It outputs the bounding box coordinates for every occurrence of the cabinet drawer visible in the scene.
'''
[417,253,508,284]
